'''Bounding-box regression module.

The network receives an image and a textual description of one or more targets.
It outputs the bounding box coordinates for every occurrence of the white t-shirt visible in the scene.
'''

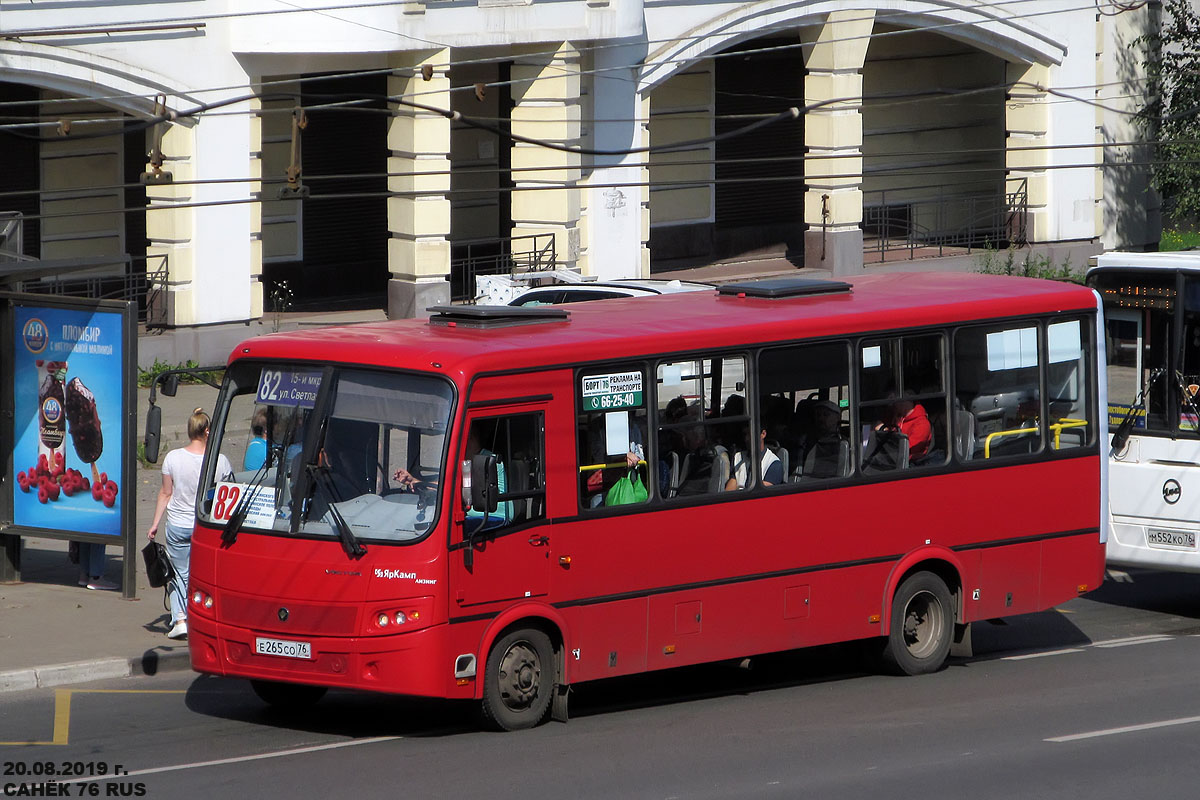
[163,448,233,530]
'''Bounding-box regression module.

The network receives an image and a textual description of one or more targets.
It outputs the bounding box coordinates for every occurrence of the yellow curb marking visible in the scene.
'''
[0,688,186,746]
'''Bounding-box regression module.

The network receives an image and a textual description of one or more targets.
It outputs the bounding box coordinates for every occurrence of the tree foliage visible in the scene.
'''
[1139,0,1200,221]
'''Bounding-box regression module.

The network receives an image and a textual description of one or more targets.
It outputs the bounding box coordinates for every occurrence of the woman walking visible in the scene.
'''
[147,408,232,639]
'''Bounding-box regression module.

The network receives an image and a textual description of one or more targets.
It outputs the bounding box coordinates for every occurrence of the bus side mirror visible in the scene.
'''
[161,373,180,397]
[470,453,498,514]
[144,404,162,463]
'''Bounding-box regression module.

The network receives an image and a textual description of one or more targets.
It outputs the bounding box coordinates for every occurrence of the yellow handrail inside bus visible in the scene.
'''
[983,418,1090,459]
[579,460,646,473]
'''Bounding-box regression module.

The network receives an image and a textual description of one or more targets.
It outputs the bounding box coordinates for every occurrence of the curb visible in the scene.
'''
[0,648,192,694]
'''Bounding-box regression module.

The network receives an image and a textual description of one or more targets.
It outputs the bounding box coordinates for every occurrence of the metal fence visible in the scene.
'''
[861,179,1028,262]
[450,233,556,302]
[0,212,28,262]
[11,255,169,327]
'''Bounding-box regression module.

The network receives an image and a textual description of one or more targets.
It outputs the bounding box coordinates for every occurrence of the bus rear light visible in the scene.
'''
[1077,584,1090,593]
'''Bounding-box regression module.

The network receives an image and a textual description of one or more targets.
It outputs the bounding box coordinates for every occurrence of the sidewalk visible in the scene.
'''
[0,384,220,693]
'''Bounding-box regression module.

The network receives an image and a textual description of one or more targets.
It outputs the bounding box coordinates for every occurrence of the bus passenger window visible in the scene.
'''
[757,342,851,483]
[1046,318,1094,449]
[578,367,650,509]
[954,324,1043,460]
[656,355,747,497]
[858,334,948,471]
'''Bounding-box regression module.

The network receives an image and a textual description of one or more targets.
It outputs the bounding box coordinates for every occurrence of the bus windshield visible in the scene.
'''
[200,362,454,543]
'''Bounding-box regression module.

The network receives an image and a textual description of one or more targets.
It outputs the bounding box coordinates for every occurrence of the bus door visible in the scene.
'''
[450,407,551,607]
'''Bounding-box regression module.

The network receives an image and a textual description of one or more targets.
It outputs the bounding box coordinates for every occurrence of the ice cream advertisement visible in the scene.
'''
[12,304,124,536]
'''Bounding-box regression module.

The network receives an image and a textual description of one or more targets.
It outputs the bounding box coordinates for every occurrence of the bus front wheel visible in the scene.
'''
[881,571,953,676]
[481,627,555,731]
[250,679,328,709]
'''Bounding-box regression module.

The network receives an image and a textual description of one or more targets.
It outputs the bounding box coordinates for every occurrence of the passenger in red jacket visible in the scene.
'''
[891,399,931,460]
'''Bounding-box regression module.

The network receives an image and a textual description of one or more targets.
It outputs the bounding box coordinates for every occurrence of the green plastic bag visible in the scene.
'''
[605,470,648,506]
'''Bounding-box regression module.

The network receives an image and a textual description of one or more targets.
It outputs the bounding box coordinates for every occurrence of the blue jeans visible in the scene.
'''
[163,522,191,623]
[77,542,105,580]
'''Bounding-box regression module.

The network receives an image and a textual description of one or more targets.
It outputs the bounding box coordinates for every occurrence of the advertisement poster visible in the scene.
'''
[11,305,124,536]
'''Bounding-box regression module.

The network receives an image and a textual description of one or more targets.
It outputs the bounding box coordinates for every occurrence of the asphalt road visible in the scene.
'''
[4,568,1200,800]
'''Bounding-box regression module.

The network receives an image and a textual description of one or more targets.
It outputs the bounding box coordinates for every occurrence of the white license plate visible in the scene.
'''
[254,637,312,660]
[1147,528,1197,551]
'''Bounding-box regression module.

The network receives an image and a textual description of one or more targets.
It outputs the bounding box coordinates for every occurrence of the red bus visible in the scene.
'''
[186,273,1105,730]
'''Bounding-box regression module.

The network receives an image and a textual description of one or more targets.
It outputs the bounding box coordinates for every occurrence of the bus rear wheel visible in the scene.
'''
[881,571,953,676]
[481,628,555,731]
[250,679,328,709]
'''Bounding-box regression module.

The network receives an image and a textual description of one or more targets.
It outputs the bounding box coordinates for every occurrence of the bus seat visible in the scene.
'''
[508,459,530,522]
[862,429,909,474]
[953,409,975,461]
[710,445,731,492]
[770,445,789,485]
[666,451,683,498]
[803,436,849,479]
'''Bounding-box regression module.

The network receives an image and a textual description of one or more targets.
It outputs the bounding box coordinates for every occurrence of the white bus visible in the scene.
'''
[1089,252,1200,571]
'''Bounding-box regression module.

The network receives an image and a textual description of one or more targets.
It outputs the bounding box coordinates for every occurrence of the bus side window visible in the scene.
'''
[578,366,650,509]
[954,324,1043,460]
[757,342,851,483]
[465,413,546,529]
[858,334,947,471]
[1046,318,1094,449]
[655,356,746,497]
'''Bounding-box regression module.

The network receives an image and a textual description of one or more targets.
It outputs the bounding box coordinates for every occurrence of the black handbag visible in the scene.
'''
[141,540,174,588]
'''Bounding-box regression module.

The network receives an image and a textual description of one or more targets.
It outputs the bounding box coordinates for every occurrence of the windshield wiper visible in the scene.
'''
[304,463,367,559]
[221,453,277,546]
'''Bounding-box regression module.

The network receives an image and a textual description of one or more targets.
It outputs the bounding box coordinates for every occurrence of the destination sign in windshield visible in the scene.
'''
[255,368,322,409]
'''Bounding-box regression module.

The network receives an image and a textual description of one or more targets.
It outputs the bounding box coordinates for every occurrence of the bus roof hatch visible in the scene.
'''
[426,304,570,328]
[717,277,852,299]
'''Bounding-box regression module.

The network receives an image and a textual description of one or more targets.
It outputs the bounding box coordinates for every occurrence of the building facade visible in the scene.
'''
[0,0,1159,327]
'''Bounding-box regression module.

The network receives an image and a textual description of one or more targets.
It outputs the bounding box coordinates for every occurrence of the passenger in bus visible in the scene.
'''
[725,426,783,490]
[242,407,270,471]
[881,397,931,461]
[583,414,645,507]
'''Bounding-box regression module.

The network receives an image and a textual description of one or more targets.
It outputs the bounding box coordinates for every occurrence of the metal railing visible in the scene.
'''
[861,179,1028,262]
[450,233,557,302]
[12,254,170,327]
[0,211,30,262]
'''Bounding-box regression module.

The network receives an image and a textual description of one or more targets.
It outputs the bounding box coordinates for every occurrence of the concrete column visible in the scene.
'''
[510,43,582,272]
[802,10,874,276]
[387,49,452,318]
[1006,62,1050,244]
[586,41,649,280]
[146,103,256,326]
[145,123,197,326]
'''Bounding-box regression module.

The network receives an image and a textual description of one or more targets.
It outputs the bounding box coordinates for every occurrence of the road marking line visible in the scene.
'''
[1002,648,1084,661]
[0,688,189,747]
[1093,636,1172,648]
[60,736,402,783]
[1047,715,1200,743]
